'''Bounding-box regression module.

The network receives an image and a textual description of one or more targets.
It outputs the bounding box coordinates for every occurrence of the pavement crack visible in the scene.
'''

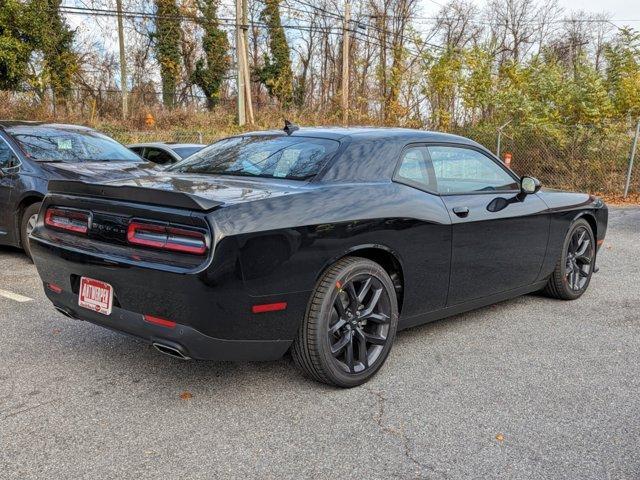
[367,387,439,479]
[0,399,57,421]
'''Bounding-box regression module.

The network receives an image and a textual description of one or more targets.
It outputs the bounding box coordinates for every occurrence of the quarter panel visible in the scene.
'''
[210,182,453,319]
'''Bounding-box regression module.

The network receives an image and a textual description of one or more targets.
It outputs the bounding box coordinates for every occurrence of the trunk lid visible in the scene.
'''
[48,172,306,212]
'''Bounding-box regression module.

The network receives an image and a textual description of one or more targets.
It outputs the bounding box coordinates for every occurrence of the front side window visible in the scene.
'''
[168,135,340,180]
[428,146,518,194]
[7,127,141,163]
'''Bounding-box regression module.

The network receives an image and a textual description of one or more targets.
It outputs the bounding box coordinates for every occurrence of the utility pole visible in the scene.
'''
[623,119,640,198]
[496,120,511,158]
[236,0,246,126]
[341,1,350,126]
[241,0,254,124]
[115,0,128,119]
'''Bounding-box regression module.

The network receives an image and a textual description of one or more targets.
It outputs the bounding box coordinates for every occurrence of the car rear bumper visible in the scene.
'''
[46,288,290,361]
[31,237,308,361]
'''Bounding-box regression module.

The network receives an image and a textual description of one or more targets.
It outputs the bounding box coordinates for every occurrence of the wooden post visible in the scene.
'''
[624,119,640,198]
[236,0,246,126]
[241,0,254,124]
[341,1,350,126]
[116,0,128,119]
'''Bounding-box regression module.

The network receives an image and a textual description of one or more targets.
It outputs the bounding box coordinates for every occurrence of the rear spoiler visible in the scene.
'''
[47,180,223,212]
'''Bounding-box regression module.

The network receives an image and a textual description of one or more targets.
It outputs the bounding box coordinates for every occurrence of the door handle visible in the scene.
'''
[453,206,470,218]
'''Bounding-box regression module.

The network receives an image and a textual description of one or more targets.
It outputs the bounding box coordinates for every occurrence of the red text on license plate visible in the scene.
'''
[78,277,113,315]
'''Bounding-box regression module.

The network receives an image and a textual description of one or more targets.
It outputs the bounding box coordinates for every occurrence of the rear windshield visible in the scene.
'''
[8,126,141,163]
[168,135,340,180]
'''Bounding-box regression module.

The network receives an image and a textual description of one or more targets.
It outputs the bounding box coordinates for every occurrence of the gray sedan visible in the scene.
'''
[128,142,205,165]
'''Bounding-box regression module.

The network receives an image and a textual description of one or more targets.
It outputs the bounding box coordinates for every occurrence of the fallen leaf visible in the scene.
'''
[495,433,504,442]
[180,391,193,400]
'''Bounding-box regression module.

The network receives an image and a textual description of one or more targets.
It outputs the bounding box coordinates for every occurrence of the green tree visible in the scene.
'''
[191,0,230,110]
[24,0,77,101]
[605,28,640,118]
[258,0,293,106]
[154,0,182,108]
[0,0,32,90]
[422,48,462,130]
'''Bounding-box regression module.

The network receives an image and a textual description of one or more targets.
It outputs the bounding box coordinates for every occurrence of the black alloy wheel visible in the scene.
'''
[544,218,596,300]
[292,256,399,387]
[564,226,594,292]
[328,274,391,374]
[20,202,42,261]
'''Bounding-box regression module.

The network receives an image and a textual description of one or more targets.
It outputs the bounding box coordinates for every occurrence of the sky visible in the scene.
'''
[417,0,640,26]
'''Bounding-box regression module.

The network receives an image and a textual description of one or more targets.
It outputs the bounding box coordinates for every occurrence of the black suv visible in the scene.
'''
[0,121,154,258]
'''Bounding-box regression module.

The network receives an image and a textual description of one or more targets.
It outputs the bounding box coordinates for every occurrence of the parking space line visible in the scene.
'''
[0,288,33,303]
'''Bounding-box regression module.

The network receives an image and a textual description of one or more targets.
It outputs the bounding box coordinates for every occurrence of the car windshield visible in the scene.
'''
[8,126,141,163]
[172,146,203,159]
[167,135,340,180]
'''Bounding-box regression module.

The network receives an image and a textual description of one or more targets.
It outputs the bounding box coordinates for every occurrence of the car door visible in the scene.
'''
[0,136,18,239]
[427,144,550,306]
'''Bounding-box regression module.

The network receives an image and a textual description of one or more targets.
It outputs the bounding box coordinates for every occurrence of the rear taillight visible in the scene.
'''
[127,221,208,255]
[44,208,90,234]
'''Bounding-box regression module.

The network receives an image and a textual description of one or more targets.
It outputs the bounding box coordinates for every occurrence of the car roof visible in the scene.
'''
[127,142,206,149]
[0,120,93,131]
[240,126,479,146]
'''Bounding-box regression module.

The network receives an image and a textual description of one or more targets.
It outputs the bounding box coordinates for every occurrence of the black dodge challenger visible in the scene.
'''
[29,127,608,387]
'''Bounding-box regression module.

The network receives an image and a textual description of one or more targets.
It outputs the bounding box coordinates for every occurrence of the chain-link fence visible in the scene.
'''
[109,130,219,145]
[107,123,640,197]
[457,123,640,197]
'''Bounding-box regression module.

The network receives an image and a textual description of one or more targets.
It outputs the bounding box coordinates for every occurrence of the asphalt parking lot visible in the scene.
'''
[0,207,638,480]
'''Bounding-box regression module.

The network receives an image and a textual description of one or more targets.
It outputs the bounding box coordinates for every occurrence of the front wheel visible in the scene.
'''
[544,218,596,300]
[291,256,399,388]
[20,202,42,261]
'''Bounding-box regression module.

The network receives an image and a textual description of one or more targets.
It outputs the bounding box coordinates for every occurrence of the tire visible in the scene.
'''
[544,218,596,300]
[20,202,42,261]
[291,256,399,388]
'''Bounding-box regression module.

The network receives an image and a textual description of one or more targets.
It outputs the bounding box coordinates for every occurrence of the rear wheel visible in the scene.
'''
[544,218,595,300]
[20,202,42,261]
[292,256,399,388]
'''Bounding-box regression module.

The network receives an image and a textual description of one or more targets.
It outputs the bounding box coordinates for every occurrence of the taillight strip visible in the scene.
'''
[127,221,208,255]
[44,207,90,234]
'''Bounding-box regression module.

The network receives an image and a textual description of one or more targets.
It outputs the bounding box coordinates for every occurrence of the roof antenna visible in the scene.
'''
[283,120,299,136]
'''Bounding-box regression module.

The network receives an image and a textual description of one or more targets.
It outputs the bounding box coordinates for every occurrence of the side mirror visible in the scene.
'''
[521,176,541,195]
[0,155,19,176]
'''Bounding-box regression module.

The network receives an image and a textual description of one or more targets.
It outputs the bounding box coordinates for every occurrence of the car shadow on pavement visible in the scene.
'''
[42,293,533,397]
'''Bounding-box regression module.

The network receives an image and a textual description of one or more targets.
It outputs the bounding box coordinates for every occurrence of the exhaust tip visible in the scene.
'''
[152,342,191,361]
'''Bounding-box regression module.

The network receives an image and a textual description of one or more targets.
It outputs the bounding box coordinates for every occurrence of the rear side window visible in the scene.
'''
[428,146,518,194]
[395,147,436,191]
[168,136,340,180]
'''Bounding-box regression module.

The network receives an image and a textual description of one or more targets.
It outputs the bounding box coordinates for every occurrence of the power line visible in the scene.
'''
[60,5,344,33]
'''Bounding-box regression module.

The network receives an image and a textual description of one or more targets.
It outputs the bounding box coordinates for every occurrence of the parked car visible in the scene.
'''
[0,121,155,258]
[29,126,608,387]
[127,142,205,165]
